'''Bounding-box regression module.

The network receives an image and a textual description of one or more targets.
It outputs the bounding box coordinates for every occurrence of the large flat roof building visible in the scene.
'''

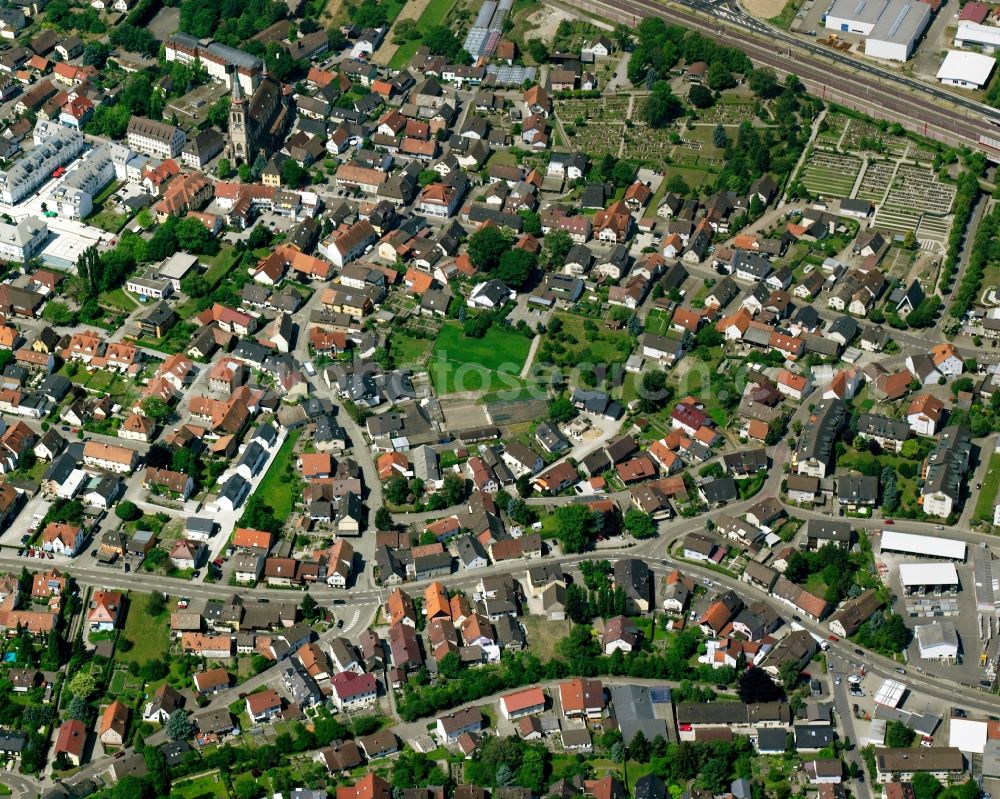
[825,0,931,61]
[898,562,959,589]
[879,530,965,561]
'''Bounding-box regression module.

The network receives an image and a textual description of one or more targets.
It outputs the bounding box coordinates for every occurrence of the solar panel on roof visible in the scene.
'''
[887,4,909,35]
[649,687,671,703]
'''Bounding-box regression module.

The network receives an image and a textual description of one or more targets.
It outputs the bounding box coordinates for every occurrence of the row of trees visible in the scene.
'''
[628,19,752,88]
[180,0,288,44]
[941,170,982,300]
[948,200,996,318]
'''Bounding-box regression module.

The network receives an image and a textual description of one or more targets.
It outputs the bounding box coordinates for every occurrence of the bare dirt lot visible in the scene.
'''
[740,0,788,18]
[523,4,577,42]
[372,0,434,64]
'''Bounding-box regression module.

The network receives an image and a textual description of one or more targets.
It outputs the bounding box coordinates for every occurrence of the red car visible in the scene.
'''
[884,519,894,524]
[828,635,839,642]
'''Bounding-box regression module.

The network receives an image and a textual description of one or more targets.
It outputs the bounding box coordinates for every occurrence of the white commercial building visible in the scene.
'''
[0,216,47,263]
[955,21,1000,53]
[936,49,996,88]
[949,718,989,755]
[898,562,960,590]
[915,620,960,660]
[879,530,965,561]
[825,0,931,61]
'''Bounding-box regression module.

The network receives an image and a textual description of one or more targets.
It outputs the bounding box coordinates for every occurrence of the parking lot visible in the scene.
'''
[876,547,998,687]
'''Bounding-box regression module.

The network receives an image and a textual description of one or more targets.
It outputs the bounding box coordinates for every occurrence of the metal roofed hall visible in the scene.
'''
[879,530,965,561]
[874,679,906,708]
[897,562,959,587]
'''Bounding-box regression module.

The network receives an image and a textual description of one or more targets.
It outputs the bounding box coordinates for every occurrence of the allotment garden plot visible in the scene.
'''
[800,152,861,198]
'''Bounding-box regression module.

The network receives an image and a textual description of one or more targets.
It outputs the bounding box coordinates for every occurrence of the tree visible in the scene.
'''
[67,695,90,721]
[689,84,714,108]
[641,81,682,127]
[612,23,632,50]
[385,475,410,505]
[623,508,656,539]
[175,216,219,255]
[217,158,232,179]
[115,500,142,522]
[911,772,943,799]
[666,174,689,195]
[554,504,597,553]
[152,693,188,738]
[438,650,461,679]
[468,226,512,271]
[440,473,468,506]
[140,396,171,423]
[238,495,281,534]
[611,161,637,187]
[234,776,262,799]
[144,746,171,798]
[518,210,542,235]
[638,371,673,414]
[713,124,729,148]
[172,448,198,475]
[526,39,549,64]
[423,24,466,61]
[82,42,111,68]
[42,301,74,325]
[495,248,536,289]
[706,61,736,91]
[418,169,441,186]
[748,67,780,98]
[375,506,393,531]
[280,158,308,189]
[67,670,97,699]
[885,720,915,748]
[737,666,783,703]
[181,274,211,298]
[112,777,152,799]
[778,658,801,690]
[250,152,267,181]
[548,395,576,424]
[463,314,493,338]
[147,592,166,616]
[542,228,573,268]
[300,592,320,620]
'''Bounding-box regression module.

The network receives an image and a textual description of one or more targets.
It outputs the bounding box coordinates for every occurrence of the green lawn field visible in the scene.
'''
[976,453,1000,522]
[430,322,532,395]
[256,429,301,519]
[116,592,171,666]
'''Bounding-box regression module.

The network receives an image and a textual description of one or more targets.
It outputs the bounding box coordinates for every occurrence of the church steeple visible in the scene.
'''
[228,65,249,163]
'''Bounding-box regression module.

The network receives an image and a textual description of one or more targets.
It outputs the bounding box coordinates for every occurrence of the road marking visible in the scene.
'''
[341,607,361,635]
